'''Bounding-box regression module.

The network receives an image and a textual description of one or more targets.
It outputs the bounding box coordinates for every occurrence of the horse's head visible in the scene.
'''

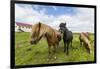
[87,41,92,54]
[59,23,66,33]
[30,22,42,45]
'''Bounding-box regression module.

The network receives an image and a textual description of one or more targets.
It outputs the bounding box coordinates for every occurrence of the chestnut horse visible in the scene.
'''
[30,22,61,59]
[79,32,91,53]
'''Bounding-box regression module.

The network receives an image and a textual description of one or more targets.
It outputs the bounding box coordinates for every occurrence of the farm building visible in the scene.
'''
[15,22,32,32]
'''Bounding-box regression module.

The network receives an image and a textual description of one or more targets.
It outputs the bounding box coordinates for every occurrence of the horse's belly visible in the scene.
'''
[47,37,58,45]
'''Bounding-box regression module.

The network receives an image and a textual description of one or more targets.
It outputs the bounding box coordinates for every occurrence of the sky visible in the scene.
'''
[15,4,94,33]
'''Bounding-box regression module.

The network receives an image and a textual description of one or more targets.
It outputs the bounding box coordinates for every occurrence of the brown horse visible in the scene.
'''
[54,30,62,43]
[30,22,61,59]
[79,32,91,53]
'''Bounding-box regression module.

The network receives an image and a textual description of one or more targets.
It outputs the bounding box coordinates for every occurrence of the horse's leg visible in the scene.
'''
[80,40,82,47]
[64,42,66,52]
[85,43,91,54]
[71,40,72,48]
[53,45,57,59]
[66,42,70,55]
[48,45,51,59]
[87,47,90,54]
[57,42,59,48]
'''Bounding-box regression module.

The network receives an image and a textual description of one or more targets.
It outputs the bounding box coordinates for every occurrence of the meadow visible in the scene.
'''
[15,32,95,66]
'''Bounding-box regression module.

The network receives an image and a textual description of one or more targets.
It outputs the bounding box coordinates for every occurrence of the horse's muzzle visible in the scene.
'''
[30,41,33,44]
[30,40,37,45]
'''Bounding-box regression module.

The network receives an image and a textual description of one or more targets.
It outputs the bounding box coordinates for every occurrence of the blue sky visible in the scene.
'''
[18,4,77,16]
[33,5,76,16]
[15,4,94,33]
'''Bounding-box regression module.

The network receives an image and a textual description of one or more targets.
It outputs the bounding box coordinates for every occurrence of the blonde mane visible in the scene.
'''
[30,22,61,59]
[31,22,59,44]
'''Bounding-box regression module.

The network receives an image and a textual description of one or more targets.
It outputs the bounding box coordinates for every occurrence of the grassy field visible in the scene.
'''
[15,32,95,66]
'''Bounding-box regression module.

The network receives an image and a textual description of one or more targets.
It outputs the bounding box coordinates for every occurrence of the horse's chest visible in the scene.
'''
[63,32,71,41]
[63,33,68,38]
[46,33,57,44]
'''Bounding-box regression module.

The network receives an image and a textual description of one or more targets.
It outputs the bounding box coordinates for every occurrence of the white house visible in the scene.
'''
[15,22,32,32]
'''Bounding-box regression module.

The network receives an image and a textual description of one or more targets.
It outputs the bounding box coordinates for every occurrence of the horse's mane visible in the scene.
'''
[32,22,54,31]
[81,32,90,40]
[31,22,58,39]
[31,23,40,38]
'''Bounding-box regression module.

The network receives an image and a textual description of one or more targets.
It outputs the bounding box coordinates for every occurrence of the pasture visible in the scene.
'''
[15,32,95,66]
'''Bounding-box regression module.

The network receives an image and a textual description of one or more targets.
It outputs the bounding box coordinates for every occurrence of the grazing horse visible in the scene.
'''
[30,22,61,59]
[79,32,91,53]
[83,32,90,40]
[59,23,73,55]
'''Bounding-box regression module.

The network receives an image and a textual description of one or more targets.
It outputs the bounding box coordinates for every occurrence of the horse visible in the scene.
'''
[59,23,73,55]
[82,32,90,40]
[30,22,61,59]
[54,30,62,43]
[79,32,91,53]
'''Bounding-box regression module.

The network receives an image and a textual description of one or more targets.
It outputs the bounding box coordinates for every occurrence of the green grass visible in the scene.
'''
[15,32,95,66]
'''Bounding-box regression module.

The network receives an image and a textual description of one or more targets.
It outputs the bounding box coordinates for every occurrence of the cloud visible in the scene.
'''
[15,4,94,33]
[70,8,94,32]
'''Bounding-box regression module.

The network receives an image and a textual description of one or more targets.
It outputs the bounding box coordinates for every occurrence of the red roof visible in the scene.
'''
[16,22,32,27]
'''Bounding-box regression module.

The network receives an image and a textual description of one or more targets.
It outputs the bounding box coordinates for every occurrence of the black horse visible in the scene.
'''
[59,23,73,55]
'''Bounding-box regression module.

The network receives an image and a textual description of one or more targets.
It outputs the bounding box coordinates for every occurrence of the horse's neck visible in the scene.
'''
[63,27,69,35]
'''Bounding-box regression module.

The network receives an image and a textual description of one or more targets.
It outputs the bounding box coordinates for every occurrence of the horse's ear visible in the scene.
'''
[39,22,41,24]
[38,22,41,27]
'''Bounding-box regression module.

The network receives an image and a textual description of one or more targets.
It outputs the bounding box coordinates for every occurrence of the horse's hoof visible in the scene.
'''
[27,48,32,51]
[66,53,69,55]
[54,56,57,59]
[66,54,69,56]
[89,50,92,54]
[47,58,50,62]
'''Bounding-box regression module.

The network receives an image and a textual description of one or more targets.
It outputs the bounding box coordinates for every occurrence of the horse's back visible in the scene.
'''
[63,31,73,42]
[79,32,90,43]
[68,31,73,38]
[83,32,90,40]
[80,32,90,40]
